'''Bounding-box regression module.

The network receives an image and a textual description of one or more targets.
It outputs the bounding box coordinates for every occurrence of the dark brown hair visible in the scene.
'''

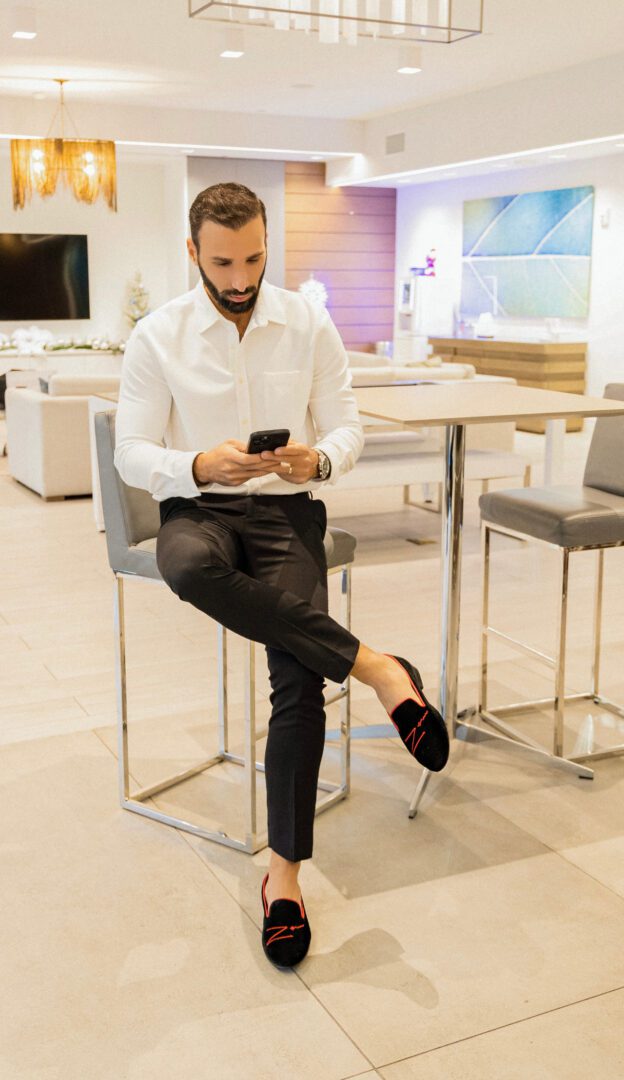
[189,182,267,249]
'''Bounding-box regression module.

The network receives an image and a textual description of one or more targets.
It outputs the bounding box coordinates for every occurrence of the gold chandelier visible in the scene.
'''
[189,0,483,46]
[11,80,117,211]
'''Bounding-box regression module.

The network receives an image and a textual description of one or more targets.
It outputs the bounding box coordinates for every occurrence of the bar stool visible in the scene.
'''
[475,383,624,780]
[94,410,356,853]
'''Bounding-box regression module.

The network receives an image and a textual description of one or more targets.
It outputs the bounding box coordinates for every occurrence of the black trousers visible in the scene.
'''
[156,492,360,861]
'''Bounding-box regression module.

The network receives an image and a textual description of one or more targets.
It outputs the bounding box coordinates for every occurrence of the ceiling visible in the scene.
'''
[2,0,624,123]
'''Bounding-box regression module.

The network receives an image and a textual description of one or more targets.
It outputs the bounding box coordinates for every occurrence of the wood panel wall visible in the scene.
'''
[284,162,396,352]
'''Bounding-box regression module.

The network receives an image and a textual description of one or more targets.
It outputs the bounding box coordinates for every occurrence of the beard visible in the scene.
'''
[198,262,265,315]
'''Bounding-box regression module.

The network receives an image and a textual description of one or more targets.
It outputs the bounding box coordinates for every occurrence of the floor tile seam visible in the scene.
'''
[91,725,159,799]
[466,780,624,901]
[71,695,91,717]
[419,741,560,848]
[339,1071,383,1079]
[453,775,624,877]
[553,846,624,906]
[87,725,289,940]
[374,983,624,1071]
[174,826,380,1074]
[17,633,32,651]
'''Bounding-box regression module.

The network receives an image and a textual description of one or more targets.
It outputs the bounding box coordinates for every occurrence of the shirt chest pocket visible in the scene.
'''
[260,370,307,430]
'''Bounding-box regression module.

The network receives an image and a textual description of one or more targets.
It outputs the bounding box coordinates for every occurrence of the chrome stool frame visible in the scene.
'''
[467,521,624,780]
[114,562,352,854]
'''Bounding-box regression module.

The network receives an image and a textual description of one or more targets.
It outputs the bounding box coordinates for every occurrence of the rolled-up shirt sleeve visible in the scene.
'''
[114,327,201,501]
[308,309,364,485]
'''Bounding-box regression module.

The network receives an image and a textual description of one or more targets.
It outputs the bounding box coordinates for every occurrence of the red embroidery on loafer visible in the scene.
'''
[405,727,426,755]
[266,922,305,947]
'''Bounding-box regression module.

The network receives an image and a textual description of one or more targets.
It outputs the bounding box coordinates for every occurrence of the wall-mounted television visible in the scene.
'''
[0,233,90,321]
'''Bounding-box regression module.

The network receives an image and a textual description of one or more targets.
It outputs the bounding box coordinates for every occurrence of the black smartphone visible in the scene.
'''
[246,428,291,455]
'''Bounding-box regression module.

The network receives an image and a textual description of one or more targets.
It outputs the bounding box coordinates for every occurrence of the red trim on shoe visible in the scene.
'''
[262,873,306,920]
[385,654,426,708]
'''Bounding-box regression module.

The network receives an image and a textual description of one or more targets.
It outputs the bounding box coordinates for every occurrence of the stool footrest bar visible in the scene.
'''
[484,626,556,668]
[131,755,225,800]
[457,718,594,779]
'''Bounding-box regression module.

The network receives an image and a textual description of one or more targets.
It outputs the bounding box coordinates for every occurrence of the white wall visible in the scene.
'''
[186,157,285,288]
[395,155,624,395]
[2,94,363,158]
[0,153,287,342]
[0,155,188,341]
[327,53,624,187]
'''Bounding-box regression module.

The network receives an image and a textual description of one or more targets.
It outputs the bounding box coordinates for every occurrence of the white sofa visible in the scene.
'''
[6,373,121,499]
[345,349,476,384]
[343,350,530,500]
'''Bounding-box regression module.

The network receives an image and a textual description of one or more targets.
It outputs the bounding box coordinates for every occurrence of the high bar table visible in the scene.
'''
[352,381,624,816]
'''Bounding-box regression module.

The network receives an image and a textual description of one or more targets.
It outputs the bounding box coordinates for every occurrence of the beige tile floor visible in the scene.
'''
[2,418,624,1079]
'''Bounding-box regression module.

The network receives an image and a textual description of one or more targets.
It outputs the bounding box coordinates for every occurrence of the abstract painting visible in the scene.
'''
[461,185,594,318]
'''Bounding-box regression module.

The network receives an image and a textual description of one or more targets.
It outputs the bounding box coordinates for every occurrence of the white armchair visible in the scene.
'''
[5,373,121,499]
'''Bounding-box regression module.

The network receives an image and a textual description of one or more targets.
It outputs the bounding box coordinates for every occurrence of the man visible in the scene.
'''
[114,182,448,971]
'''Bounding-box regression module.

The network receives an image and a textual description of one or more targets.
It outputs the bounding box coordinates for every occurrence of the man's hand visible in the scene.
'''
[260,441,320,485]
[192,440,289,486]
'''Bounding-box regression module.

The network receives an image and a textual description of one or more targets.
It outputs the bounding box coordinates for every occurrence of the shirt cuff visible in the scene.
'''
[312,444,335,484]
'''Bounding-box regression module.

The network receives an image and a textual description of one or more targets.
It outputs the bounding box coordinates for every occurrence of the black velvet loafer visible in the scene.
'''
[261,873,311,970]
[386,655,449,772]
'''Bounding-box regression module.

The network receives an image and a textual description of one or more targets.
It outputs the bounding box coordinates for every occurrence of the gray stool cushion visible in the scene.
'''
[325,526,356,569]
[583,383,624,496]
[95,411,356,578]
[135,525,355,575]
[479,485,624,547]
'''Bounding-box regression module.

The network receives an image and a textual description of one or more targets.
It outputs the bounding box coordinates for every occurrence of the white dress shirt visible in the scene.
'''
[114,280,364,502]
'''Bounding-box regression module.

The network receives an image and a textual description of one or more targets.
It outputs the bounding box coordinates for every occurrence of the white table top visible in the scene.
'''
[354,382,624,427]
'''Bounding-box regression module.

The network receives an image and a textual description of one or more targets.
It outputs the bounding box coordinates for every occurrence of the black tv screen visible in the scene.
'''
[0,233,90,320]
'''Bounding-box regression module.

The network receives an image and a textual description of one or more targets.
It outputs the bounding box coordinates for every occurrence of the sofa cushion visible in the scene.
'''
[48,373,121,397]
[349,363,475,387]
[346,349,392,368]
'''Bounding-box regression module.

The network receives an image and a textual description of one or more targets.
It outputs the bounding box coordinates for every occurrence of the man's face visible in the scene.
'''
[187,215,267,316]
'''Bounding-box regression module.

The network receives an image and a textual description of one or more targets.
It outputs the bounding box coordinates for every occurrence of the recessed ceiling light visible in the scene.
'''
[615,142,624,149]
[220,28,244,58]
[397,45,422,74]
[11,4,37,38]
[309,155,322,161]
[549,153,567,160]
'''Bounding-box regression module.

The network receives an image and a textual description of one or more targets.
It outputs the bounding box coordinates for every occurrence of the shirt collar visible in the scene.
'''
[193,280,222,333]
[193,279,286,333]
[249,282,287,328]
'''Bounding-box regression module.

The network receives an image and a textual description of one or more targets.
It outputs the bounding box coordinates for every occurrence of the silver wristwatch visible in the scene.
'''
[314,449,332,481]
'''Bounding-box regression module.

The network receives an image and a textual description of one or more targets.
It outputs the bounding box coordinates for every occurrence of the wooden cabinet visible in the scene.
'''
[428,337,587,433]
